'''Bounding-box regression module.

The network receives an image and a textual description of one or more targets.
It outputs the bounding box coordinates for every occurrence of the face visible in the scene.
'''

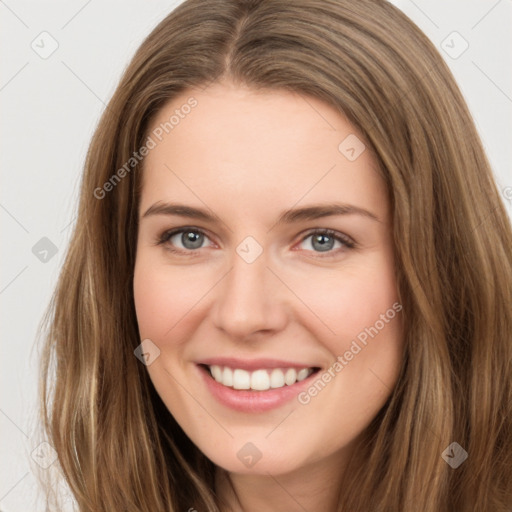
[133,80,404,479]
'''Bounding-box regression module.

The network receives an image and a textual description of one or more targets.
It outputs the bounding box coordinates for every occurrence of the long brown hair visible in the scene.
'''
[37,0,512,510]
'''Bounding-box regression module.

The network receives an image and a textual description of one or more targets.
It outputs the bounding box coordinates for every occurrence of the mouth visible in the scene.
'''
[195,357,323,412]
[199,364,321,391]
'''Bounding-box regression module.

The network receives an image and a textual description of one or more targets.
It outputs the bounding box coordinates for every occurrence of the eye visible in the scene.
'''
[156,227,213,253]
[155,227,355,257]
[297,229,355,256]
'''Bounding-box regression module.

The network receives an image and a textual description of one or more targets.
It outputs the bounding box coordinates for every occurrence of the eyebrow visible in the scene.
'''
[141,202,380,225]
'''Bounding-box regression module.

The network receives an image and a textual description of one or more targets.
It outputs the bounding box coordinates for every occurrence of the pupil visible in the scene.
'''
[183,231,203,249]
[313,234,333,252]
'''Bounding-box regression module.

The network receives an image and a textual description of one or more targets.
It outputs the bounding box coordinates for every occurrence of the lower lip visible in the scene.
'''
[197,364,319,413]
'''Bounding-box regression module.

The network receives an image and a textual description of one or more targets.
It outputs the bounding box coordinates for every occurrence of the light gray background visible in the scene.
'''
[1,1,511,510]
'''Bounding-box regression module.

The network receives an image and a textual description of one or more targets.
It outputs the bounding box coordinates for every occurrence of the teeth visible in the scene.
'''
[207,365,314,391]
[270,368,285,388]
[233,369,250,390]
[222,366,233,387]
[251,369,270,391]
[211,365,223,382]
[297,368,310,381]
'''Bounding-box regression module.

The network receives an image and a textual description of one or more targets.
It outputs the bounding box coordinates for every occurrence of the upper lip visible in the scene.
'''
[196,357,320,371]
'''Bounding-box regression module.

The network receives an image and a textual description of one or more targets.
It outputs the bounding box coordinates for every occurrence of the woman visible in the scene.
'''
[38,0,512,510]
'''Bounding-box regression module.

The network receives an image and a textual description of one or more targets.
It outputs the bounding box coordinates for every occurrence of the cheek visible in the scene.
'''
[133,255,209,341]
[133,267,169,340]
[288,265,403,450]
[285,258,400,352]
[283,255,404,410]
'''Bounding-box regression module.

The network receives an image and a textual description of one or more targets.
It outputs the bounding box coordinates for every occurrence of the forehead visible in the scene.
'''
[140,81,388,223]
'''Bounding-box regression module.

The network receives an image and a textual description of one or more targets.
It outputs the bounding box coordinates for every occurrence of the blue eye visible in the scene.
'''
[156,227,355,257]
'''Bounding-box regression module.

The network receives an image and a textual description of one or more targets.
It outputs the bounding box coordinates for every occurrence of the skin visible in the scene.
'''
[133,79,404,511]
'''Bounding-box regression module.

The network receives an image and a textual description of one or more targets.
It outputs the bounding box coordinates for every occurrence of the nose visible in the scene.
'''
[211,249,288,340]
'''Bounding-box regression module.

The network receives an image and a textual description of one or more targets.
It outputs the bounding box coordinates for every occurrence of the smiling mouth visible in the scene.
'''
[200,364,321,391]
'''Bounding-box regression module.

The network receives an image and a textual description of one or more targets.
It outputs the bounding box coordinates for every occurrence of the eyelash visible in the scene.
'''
[155,226,356,258]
